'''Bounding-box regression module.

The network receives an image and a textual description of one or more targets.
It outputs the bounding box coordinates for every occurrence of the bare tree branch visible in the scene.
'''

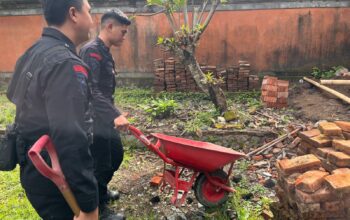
[165,12,177,33]
[183,0,189,28]
[197,0,209,25]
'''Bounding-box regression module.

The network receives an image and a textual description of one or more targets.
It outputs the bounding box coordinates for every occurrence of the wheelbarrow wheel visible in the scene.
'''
[194,170,229,208]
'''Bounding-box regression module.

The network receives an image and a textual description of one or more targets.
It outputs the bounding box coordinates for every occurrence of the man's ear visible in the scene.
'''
[68,7,78,23]
[107,22,114,31]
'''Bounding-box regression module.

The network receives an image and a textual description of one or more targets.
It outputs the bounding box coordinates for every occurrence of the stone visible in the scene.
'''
[298,129,321,142]
[272,148,282,154]
[318,122,342,136]
[334,121,350,133]
[333,139,350,155]
[277,154,321,176]
[328,151,350,167]
[324,173,350,194]
[332,168,350,175]
[295,170,329,193]
[295,187,334,204]
[263,178,276,188]
[308,134,332,148]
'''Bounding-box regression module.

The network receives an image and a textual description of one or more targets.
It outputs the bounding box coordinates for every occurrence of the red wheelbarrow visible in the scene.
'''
[129,126,246,207]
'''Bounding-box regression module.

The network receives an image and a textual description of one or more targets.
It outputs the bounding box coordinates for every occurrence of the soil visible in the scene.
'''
[289,82,350,122]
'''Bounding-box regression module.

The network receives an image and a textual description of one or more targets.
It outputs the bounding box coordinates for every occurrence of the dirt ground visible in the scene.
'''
[289,82,350,122]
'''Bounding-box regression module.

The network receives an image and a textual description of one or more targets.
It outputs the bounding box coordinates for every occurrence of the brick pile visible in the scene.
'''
[275,121,350,220]
[261,76,289,109]
[153,58,260,92]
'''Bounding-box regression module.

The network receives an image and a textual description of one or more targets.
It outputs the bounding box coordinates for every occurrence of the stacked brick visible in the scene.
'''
[153,58,259,92]
[261,76,289,108]
[275,121,350,220]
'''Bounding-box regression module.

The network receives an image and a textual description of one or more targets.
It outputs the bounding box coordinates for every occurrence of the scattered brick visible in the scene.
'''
[313,147,337,159]
[328,151,350,167]
[308,134,332,148]
[150,175,163,186]
[278,154,321,176]
[332,168,350,175]
[324,173,350,194]
[295,186,334,203]
[295,170,329,193]
[343,132,350,140]
[252,155,264,161]
[299,141,314,154]
[333,139,350,155]
[298,129,321,142]
[334,121,350,133]
[318,157,339,173]
[319,122,343,136]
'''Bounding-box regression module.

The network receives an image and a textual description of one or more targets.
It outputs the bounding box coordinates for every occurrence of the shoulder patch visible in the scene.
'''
[73,65,88,78]
[89,53,102,61]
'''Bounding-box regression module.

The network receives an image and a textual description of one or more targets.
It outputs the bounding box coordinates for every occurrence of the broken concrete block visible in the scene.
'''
[333,139,350,155]
[328,151,350,167]
[308,134,332,148]
[332,168,350,175]
[298,129,321,142]
[334,121,350,133]
[295,170,329,193]
[313,147,337,159]
[318,122,342,136]
[295,186,334,203]
[324,173,350,194]
[278,154,321,176]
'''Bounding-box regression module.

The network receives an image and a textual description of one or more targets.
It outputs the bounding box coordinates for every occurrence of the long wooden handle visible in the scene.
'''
[61,188,80,217]
[320,80,350,85]
[304,77,350,104]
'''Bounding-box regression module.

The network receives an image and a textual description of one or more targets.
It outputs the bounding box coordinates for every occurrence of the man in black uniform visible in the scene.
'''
[80,9,130,213]
[7,0,99,219]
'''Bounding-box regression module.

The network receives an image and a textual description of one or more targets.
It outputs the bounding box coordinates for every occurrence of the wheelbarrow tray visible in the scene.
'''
[151,133,245,172]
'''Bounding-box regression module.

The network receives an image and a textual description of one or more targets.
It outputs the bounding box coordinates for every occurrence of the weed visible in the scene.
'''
[139,98,178,119]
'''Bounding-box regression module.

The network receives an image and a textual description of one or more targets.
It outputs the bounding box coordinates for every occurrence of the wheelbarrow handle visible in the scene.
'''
[128,126,176,165]
[28,135,80,217]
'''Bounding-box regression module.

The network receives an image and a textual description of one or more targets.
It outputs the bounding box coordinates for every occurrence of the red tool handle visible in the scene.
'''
[128,126,176,165]
[28,135,80,216]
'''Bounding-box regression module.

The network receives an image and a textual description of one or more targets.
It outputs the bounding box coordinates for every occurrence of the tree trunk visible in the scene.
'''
[175,48,228,113]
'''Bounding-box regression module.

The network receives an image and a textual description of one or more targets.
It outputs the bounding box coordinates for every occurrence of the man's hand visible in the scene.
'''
[74,207,98,220]
[114,113,129,132]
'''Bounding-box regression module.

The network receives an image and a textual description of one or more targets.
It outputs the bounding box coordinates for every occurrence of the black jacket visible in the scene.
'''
[80,38,121,137]
[7,27,98,212]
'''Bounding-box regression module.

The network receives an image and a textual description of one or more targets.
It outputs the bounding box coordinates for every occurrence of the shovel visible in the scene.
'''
[28,135,80,217]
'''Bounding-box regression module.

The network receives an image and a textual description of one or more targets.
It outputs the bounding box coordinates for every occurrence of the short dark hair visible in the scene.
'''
[42,0,83,26]
[101,9,131,26]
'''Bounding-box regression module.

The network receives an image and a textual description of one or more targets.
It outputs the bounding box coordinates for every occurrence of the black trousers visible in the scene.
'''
[90,132,124,205]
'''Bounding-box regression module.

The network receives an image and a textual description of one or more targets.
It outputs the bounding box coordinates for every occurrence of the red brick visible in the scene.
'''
[278,154,322,176]
[150,175,163,186]
[324,173,350,193]
[277,79,289,87]
[298,129,321,142]
[321,201,344,212]
[262,96,277,103]
[262,84,278,92]
[319,122,343,136]
[332,168,350,175]
[313,147,338,159]
[295,170,329,193]
[334,121,350,133]
[299,141,315,154]
[252,155,264,161]
[277,91,289,98]
[262,76,278,85]
[309,134,332,148]
[328,151,350,167]
[277,97,288,104]
[343,132,350,140]
[295,186,334,203]
[296,202,321,213]
[333,140,350,155]
[266,90,278,97]
[319,157,339,173]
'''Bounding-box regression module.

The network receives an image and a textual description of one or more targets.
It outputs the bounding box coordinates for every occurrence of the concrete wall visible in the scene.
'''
[0,3,349,78]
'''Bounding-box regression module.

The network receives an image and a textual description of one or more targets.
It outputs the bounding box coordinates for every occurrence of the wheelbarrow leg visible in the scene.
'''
[178,171,198,205]
[171,166,180,205]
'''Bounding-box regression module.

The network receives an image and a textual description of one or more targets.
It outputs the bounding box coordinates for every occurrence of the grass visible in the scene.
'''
[0,168,39,220]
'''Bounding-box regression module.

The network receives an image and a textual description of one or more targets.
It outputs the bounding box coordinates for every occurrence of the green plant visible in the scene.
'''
[184,110,219,134]
[139,98,178,119]
[310,66,344,79]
